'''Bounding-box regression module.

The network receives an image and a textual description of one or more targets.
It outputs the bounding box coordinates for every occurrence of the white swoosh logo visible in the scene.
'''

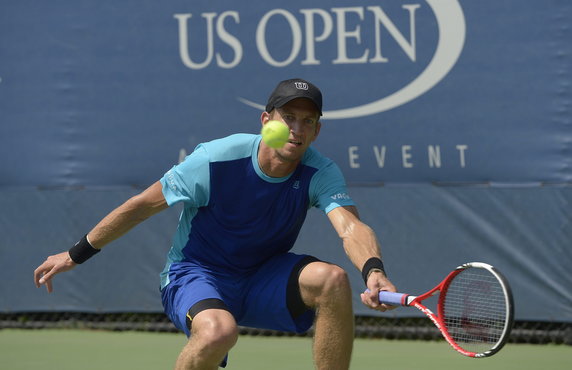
[238,0,466,120]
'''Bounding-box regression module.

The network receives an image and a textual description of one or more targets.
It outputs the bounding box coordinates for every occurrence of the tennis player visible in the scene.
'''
[34,78,397,370]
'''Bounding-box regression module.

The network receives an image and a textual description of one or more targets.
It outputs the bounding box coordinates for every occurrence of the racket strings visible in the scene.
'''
[441,268,508,353]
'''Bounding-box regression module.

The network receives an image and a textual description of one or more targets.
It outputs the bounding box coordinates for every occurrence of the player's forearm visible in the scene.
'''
[341,222,383,272]
[327,206,384,272]
[87,183,168,249]
[87,199,145,248]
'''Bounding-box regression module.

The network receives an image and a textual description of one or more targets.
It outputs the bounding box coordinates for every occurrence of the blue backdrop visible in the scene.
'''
[1,0,570,322]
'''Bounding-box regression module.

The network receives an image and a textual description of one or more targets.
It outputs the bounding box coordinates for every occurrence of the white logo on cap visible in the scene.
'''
[294,82,308,90]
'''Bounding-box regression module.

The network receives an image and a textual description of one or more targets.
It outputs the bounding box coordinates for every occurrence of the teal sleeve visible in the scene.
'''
[160,144,210,207]
[309,161,355,214]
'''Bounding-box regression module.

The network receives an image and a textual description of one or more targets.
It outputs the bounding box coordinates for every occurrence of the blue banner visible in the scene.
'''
[1,0,570,186]
[1,1,571,322]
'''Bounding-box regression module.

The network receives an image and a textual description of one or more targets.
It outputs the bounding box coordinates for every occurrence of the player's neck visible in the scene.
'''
[258,143,300,178]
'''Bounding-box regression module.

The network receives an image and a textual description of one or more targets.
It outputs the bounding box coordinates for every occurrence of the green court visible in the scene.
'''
[0,329,569,369]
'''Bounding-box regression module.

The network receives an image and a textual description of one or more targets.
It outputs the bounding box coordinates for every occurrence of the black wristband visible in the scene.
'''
[361,257,386,285]
[68,234,101,264]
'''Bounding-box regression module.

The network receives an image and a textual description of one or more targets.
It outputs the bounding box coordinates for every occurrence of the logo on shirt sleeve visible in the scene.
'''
[166,171,178,192]
[330,192,350,201]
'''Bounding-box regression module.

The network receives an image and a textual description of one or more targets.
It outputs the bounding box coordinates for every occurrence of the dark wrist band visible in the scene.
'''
[68,234,101,264]
[361,257,386,285]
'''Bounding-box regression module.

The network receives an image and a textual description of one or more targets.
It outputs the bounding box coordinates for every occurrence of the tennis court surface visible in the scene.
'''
[1,329,569,369]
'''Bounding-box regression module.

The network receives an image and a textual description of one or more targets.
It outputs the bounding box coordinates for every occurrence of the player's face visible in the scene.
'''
[268,98,321,161]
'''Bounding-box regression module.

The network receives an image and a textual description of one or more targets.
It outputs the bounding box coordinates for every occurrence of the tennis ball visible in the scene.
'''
[261,120,290,148]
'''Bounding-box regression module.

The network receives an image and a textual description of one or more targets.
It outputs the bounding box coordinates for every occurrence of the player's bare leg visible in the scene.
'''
[175,309,238,370]
[299,262,354,370]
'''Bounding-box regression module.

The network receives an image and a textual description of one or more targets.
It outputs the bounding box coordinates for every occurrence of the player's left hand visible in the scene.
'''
[34,251,77,293]
[361,272,397,312]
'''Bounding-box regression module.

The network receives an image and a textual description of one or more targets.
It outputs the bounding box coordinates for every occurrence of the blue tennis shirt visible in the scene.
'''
[159,134,354,288]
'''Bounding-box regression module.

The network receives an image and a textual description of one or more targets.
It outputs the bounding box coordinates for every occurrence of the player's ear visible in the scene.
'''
[312,121,322,142]
[260,111,271,126]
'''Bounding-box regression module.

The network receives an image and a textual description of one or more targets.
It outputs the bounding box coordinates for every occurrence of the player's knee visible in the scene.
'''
[300,263,351,308]
[202,322,238,350]
[316,264,351,296]
[193,312,239,352]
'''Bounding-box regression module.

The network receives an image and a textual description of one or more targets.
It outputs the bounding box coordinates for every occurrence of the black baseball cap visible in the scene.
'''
[265,78,323,116]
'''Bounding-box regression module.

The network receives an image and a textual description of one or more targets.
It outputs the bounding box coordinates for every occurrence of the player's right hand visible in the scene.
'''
[361,271,397,312]
[34,251,77,293]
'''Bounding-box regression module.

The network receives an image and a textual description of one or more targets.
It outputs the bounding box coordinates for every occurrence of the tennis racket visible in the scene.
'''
[371,262,514,358]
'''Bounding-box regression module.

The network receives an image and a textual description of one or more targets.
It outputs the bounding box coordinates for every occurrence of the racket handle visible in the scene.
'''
[377,291,411,306]
[364,289,412,306]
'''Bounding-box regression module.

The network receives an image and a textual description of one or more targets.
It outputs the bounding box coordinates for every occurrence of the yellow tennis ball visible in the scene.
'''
[261,120,290,148]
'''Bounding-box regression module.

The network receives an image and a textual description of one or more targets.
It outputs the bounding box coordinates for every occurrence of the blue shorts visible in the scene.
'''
[161,253,317,337]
